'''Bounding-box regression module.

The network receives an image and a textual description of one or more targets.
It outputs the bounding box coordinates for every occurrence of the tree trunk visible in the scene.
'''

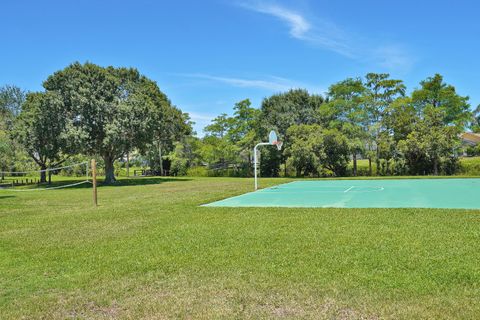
[40,165,47,183]
[104,156,116,184]
[249,154,253,177]
[376,148,380,176]
[158,141,163,176]
[353,153,357,176]
[126,152,130,177]
[368,157,372,176]
[433,157,438,176]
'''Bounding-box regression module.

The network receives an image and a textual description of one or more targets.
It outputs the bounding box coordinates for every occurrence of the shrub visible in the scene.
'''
[457,157,480,176]
[170,158,188,176]
[186,166,208,177]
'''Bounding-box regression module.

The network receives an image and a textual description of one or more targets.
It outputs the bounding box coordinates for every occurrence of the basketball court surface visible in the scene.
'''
[204,178,480,209]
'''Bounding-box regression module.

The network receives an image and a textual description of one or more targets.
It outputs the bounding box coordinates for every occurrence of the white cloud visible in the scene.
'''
[239,1,353,57]
[177,73,320,92]
[373,45,415,73]
[243,3,311,39]
[238,1,415,71]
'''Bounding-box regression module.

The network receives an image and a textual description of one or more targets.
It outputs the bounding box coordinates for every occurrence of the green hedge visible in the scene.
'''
[457,157,480,175]
[169,157,480,177]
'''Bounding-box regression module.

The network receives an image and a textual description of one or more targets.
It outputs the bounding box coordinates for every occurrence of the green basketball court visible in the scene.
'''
[204,178,480,209]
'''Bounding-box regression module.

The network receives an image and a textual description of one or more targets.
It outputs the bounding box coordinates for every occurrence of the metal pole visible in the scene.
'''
[158,141,163,176]
[253,142,270,190]
[126,152,130,177]
[254,144,258,190]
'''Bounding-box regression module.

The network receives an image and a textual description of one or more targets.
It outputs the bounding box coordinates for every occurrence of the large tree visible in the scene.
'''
[166,135,203,176]
[204,113,232,139]
[383,97,417,143]
[286,124,323,177]
[398,105,460,175]
[228,99,259,143]
[0,85,27,174]
[286,124,350,177]
[14,92,69,182]
[149,107,192,175]
[43,62,182,183]
[0,85,25,127]
[201,100,260,173]
[363,73,405,175]
[320,128,350,176]
[0,130,14,177]
[203,113,238,167]
[412,74,471,128]
[228,99,260,172]
[323,78,366,176]
[259,89,324,176]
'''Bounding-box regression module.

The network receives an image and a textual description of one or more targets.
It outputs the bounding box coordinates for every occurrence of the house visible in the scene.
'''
[460,132,480,156]
[461,132,480,146]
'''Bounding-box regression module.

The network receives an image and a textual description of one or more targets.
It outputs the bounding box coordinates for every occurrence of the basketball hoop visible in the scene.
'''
[253,130,283,190]
[272,140,283,151]
[268,130,283,150]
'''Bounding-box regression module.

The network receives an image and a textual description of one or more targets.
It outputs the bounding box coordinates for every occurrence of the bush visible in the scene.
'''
[207,166,250,177]
[457,157,480,175]
[466,145,480,157]
[441,156,459,175]
[170,158,188,176]
[392,158,408,176]
[186,166,208,177]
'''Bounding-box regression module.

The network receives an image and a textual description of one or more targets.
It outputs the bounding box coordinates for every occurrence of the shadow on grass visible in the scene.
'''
[99,177,192,187]
[1,180,92,191]
[0,176,192,191]
[0,195,15,199]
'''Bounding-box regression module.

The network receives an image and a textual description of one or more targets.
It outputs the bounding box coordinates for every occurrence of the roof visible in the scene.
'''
[461,132,480,145]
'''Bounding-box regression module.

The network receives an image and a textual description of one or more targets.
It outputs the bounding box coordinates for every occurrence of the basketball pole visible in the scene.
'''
[254,142,270,190]
[253,130,282,191]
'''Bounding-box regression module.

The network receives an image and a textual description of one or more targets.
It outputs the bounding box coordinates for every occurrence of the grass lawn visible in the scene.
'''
[1,177,480,319]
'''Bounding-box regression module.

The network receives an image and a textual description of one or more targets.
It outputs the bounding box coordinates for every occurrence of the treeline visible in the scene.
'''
[2,68,480,180]
[1,62,191,184]
[170,73,480,177]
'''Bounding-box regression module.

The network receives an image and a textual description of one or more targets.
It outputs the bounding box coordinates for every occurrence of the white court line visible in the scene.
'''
[344,186,355,193]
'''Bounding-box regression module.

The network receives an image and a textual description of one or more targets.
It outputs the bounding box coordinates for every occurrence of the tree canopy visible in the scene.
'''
[4,68,477,181]
[0,85,27,173]
[14,92,68,182]
[189,73,473,178]
[40,62,189,183]
[9,62,190,183]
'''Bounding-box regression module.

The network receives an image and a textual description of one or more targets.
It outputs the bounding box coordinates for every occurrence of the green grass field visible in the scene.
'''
[1,177,480,319]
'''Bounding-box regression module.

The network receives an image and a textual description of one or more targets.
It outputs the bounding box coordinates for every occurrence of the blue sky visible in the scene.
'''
[1,0,479,135]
